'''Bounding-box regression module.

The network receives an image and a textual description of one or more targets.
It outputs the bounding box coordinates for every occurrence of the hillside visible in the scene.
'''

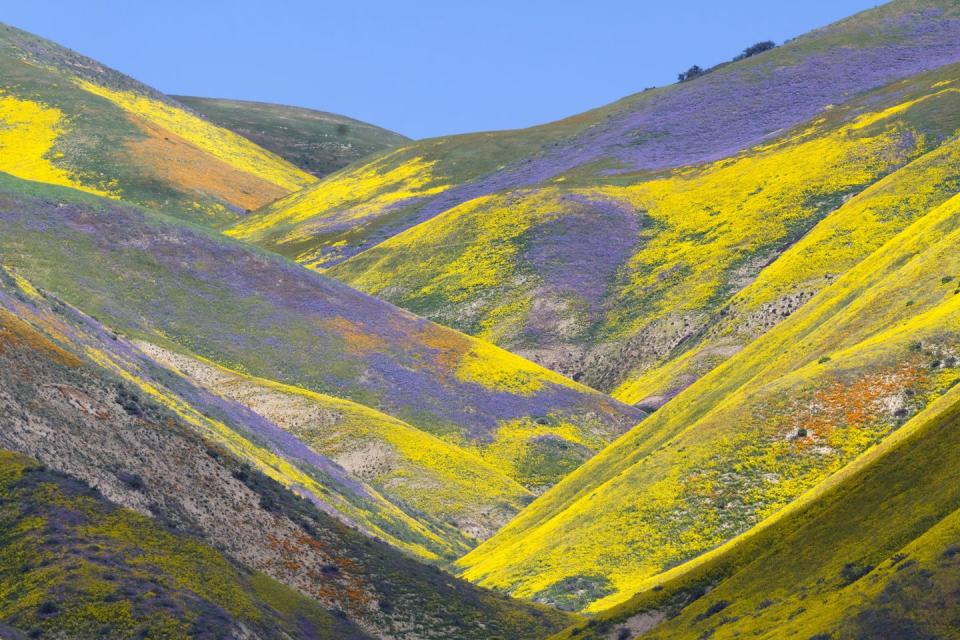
[0,450,371,640]
[136,341,533,543]
[0,22,315,226]
[0,172,641,538]
[6,1,960,637]
[174,96,409,178]
[228,0,960,396]
[553,384,960,640]
[456,123,960,610]
[0,263,575,639]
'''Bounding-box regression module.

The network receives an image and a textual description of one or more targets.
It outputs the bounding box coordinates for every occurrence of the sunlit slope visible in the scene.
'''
[331,66,960,393]
[0,280,575,638]
[0,266,466,562]
[0,172,641,494]
[135,342,532,543]
[613,72,960,406]
[231,0,960,272]
[0,23,315,226]
[554,384,960,640]
[456,174,960,611]
[175,96,409,178]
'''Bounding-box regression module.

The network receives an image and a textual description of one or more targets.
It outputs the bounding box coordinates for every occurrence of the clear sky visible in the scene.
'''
[4,0,881,139]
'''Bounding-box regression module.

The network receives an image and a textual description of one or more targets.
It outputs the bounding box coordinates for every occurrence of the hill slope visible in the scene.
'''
[455,134,960,610]
[0,450,371,640]
[0,265,576,639]
[0,22,315,226]
[552,384,960,640]
[227,0,960,395]
[174,96,409,178]
[135,341,532,543]
[0,171,641,529]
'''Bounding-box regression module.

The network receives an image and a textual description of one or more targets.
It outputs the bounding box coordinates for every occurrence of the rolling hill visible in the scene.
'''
[455,103,960,611]
[0,255,576,639]
[174,96,409,178]
[0,22,315,226]
[0,172,640,545]
[5,1,960,637]
[229,0,960,398]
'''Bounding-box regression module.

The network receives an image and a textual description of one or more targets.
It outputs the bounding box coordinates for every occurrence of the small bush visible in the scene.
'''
[116,470,145,491]
[694,599,730,621]
[840,562,873,585]
[678,65,705,82]
[818,356,831,364]
[37,600,58,616]
[734,41,776,61]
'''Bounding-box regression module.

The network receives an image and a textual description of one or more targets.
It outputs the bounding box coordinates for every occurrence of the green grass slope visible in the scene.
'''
[455,135,960,611]
[0,273,576,638]
[174,96,409,178]
[0,22,315,226]
[552,383,960,640]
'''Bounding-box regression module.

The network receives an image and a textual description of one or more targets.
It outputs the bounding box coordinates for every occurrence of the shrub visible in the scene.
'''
[840,562,873,584]
[734,41,776,60]
[116,470,145,491]
[38,600,58,615]
[694,599,730,621]
[678,65,705,82]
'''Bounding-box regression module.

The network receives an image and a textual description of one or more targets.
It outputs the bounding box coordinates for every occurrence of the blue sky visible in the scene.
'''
[4,1,880,138]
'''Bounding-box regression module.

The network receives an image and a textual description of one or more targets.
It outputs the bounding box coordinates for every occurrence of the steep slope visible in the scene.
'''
[553,385,960,640]
[229,0,960,394]
[174,96,409,178]
[0,271,576,639]
[0,22,315,226]
[135,342,532,543]
[331,67,960,392]
[0,451,371,640]
[0,172,641,494]
[456,144,960,610]
[0,265,462,561]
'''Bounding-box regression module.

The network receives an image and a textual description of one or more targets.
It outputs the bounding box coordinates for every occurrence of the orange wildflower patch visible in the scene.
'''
[787,363,926,444]
[0,310,82,368]
[413,325,474,374]
[125,114,289,212]
[326,316,390,355]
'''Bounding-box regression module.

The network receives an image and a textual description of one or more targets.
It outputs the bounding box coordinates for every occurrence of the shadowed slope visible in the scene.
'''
[0,22,315,226]
[0,270,576,639]
[174,96,409,178]
[0,450,371,640]
[0,265,464,561]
